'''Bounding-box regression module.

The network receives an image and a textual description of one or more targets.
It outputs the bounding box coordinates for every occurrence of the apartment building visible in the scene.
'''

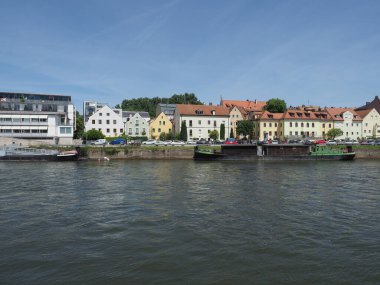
[0,92,75,145]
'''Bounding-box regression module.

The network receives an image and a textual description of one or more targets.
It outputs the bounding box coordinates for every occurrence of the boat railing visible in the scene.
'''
[1,145,58,156]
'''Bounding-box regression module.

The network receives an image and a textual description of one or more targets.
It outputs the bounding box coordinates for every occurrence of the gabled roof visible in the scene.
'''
[221,99,266,111]
[356,96,380,114]
[176,104,230,116]
[355,108,374,119]
[326,108,362,121]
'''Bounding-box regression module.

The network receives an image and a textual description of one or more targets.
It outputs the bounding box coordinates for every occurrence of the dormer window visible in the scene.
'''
[211,110,216,115]
[195,109,203,115]
[289,112,295,117]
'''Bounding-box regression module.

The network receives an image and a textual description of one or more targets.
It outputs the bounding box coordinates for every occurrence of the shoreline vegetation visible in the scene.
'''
[73,145,380,160]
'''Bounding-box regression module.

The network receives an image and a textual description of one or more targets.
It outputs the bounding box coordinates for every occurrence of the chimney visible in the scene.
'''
[255,99,257,104]
[209,102,212,106]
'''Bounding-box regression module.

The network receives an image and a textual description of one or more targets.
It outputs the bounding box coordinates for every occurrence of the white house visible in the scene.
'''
[174,104,230,141]
[84,105,124,137]
[326,108,362,140]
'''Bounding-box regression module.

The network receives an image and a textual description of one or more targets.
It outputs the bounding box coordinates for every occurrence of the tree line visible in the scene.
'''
[115,93,203,118]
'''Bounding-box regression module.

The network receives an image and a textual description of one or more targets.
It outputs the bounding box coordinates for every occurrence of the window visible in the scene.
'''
[113,129,117,133]
[189,120,193,127]
[214,121,217,127]
[306,123,309,127]
[301,123,304,127]
[59,127,72,134]
[106,113,110,116]
[99,113,102,116]
[135,128,139,134]
[92,120,95,124]
[152,128,156,133]
[113,120,117,124]
[106,128,110,133]
[329,124,332,128]
[158,128,161,132]
[120,129,123,133]
[159,121,162,125]
[312,123,315,127]
[322,123,325,128]
[264,123,266,127]
[289,122,292,127]
[269,123,272,127]
[295,123,298,127]
[106,120,110,124]
[128,128,132,135]
[198,120,201,125]
[98,120,102,124]
[163,121,165,125]
[189,129,193,136]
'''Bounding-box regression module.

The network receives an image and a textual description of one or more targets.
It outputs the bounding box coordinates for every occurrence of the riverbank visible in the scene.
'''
[78,145,380,160]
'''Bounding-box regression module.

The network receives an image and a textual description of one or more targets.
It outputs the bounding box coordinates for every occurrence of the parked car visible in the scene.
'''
[271,140,279,144]
[91,139,107,145]
[326,140,337,145]
[375,141,380,145]
[224,138,238,144]
[196,139,208,145]
[110,138,126,145]
[155,140,166,146]
[171,140,185,146]
[163,140,172,146]
[314,140,327,144]
[186,140,197,145]
[142,139,157,145]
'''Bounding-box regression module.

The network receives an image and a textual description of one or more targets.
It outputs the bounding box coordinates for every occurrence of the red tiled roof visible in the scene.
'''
[355,109,373,119]
[176,104,230,116]
[283,109,332,121]
[326,108,362,121]
[260,110,284,120]
[221,99,266,111]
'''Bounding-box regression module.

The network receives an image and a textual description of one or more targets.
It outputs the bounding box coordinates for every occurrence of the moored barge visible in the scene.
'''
[194,144,355,161]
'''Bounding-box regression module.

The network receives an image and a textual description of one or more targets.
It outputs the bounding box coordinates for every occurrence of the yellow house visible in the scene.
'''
[149,112,172,139]
[253,111,284,140]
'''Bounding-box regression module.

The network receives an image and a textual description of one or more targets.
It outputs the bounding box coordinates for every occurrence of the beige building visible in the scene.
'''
[253,111,284,140]
[355,108,380,139]
[149,112,173,139]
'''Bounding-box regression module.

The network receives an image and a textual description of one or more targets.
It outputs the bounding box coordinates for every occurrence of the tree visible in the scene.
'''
[84,129,105,140]
[327,128,343,139]
[236,120,253,139]
[209,130,219,141]
[230,128,234,138]
[118,94,203,118]
[179,121,187,141]
[74,111,84,139]
[220,123,225,140]
[264,98,287,113]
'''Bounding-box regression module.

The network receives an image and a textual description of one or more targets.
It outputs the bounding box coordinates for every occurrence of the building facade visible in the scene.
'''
[84,105,124,137]
[83,100,108,123]
[355,108,380,139]
[174,104,230,141]
[150,112,172,139]
[0,92,75,145]
[125,112,150,137]
[326,108,362,140]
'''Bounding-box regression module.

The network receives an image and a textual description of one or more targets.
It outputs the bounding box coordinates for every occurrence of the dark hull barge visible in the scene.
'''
[194,144,355,161]
[0,145,79,161]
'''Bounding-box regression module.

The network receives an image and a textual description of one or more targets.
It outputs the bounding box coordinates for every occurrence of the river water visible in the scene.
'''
[0,160,379,284]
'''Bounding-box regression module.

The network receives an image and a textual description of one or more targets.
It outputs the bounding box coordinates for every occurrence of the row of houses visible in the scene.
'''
[1,91,379,145]
[84,96,380,141]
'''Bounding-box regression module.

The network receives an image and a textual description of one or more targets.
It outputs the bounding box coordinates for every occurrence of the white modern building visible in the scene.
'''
[174,104,230,141]
[0,92,75,145]
[83,100,108,123]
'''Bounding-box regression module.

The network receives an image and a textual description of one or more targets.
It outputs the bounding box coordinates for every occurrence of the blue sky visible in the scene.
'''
[1,0,379,111]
